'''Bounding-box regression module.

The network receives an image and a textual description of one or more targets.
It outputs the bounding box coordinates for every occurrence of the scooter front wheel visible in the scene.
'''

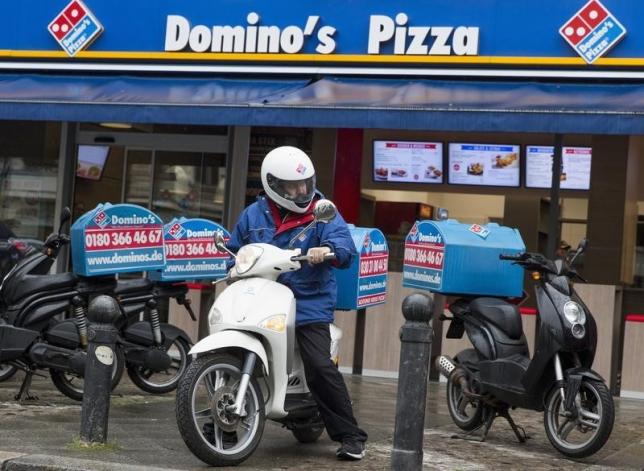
[544,378,614,458]
[0,363,18,382]
[175,352,266,467]
[126,337,190,394]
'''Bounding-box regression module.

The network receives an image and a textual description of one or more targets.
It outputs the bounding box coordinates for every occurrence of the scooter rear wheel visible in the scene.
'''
[544,378,614,458]
[446,369,484,431]
[50,347,125,401]
[175,352,266,467]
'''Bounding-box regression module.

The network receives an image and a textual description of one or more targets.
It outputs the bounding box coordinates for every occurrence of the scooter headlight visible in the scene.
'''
[258,314,286,333]
[235,245,264,275]
[563,301,586,325]
[209,307,223,326]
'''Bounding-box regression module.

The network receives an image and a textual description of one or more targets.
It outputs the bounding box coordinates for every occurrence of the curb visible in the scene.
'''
[0,453,183,471]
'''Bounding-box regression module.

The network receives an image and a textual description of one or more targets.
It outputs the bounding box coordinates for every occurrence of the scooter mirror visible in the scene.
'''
[313,199,336,223]
[57,207,72,234]
[569,238,588,267]
[214,232,227,252]
[214,232,236,258]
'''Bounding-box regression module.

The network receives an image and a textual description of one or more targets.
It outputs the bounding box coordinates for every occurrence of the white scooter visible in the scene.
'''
[175,200,342,467]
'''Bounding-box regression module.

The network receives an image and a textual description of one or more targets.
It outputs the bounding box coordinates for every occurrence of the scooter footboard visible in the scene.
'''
[0,323,38,362]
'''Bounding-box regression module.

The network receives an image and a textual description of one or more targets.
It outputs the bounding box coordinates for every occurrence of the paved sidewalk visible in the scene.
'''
[1,373,643,470]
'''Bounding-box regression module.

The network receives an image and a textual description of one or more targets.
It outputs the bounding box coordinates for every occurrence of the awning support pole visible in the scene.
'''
[547,134,563,258]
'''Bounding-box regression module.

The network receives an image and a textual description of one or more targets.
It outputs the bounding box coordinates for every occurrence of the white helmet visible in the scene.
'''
[261,146,316,214]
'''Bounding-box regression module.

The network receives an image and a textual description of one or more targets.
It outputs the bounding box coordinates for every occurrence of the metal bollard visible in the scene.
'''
[80,295,120,444]
[391,293,434,471]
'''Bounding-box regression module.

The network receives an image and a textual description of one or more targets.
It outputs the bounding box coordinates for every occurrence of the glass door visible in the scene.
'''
[151,151,226,223]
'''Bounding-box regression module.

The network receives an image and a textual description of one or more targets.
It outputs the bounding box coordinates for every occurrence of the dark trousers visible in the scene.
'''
[295,322,368,443]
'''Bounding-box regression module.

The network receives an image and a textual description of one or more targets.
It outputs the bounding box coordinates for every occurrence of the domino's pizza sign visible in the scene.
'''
[559,0,626,64]
[48,0,103,56]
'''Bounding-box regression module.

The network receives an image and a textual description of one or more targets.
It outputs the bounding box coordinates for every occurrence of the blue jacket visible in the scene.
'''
[228,193,356,326]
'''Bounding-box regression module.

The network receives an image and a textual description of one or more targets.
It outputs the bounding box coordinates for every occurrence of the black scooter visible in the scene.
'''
[47,277,195,400]
[0,209,195,401]
[436,240,614,458]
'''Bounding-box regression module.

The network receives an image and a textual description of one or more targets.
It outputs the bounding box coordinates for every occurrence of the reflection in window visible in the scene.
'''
[152,152,226,223]
[124,150,152,206]
[0,122,61,241]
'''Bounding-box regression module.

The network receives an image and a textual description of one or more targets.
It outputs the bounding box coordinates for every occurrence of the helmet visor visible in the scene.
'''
[266,174,316,208]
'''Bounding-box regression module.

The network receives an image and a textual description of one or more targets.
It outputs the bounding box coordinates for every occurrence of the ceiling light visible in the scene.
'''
[99,122,133,129]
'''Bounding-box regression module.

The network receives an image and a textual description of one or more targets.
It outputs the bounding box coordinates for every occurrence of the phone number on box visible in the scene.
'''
[85,228,163,250]
[404,247,444,269]
[359,255,388,276]
[165,241,224,258]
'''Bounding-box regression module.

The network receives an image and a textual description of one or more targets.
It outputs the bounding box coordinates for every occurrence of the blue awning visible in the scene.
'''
[0,74,642,134]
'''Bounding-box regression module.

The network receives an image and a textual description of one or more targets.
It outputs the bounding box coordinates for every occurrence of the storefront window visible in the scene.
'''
[0,121,61,241]
[74,146,226,224]
[152,151,226,223]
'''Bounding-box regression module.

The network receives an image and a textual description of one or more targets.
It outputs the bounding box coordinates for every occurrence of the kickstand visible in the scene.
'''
[15,370,39,402]
[451,407,529,443]
[499,408,529,443]
[451,408,496,442]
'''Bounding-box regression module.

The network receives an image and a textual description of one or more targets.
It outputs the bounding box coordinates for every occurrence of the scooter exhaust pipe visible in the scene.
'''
[436,355,474,396]
[436,355,456,379]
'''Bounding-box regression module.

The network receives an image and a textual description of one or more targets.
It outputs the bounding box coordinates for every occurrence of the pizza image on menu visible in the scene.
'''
[391,169,407,177]
[467,162,484,176]
[492,152,518,169]
[374,167,389,181]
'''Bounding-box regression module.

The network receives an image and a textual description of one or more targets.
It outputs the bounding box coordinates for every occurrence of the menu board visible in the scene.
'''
[373,140,443,183]
[76,145,109,181]
[526,146,592,190]
[448,143,520,187]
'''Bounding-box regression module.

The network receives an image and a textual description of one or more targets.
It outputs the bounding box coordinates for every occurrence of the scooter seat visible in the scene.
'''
[3,272,78,305]
[470,297,523,340]
[113,278,153,296]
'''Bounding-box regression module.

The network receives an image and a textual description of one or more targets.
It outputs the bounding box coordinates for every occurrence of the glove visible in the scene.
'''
[307,246,331,265]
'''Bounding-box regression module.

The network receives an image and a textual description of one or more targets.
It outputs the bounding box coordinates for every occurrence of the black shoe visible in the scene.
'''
[336,439,366,461]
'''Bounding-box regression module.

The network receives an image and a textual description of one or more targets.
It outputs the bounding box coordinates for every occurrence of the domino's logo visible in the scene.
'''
[559,0,626,64]
[168,223,186,240]
[295,163,307,175]
[48,0,103,57]
[362,233,371,255]
[93,211,108,228]
[408,222,419,243]
[469,224,490,239]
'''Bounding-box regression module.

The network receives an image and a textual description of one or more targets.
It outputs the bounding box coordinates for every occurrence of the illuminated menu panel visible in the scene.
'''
[448,143,520,187]
[373,140,443,184]
[526,146,592,190]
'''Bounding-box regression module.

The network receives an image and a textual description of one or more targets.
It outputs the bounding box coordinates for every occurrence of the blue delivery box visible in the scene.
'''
[402,219,525,297]
[71,203,166,277]
[335,226,388,310]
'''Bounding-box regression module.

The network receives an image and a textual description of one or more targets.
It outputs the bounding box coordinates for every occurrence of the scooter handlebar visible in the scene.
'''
[499,253,524,261]
[290,252,336,262]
